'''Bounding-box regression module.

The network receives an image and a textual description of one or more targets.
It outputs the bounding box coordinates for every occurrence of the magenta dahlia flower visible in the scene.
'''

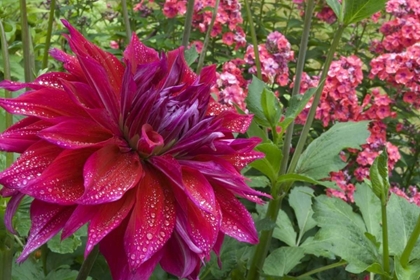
[0,20,268,279]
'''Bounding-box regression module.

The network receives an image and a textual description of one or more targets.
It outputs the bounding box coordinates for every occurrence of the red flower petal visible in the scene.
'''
[23,148,96,204]
[214,186,259,244]
[123,34,159,72]
[49,48,85,80]
[124,167,175,270]
[78,144,143,204]
[17,200,76,262]
[61,204,97,240]
[4,192,25,234]
[0,141,62,189]
[38,118,112,149]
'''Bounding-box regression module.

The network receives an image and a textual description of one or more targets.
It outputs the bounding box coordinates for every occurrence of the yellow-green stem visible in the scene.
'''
[122,0,132,44]
[182,0,195,47]
[297,260,347,278]
[20,0,35,82]
[76,246,99,280]
[381,203,390,278]
[400,214,420,268]
[42,0,56,69]
[243,0,262,80]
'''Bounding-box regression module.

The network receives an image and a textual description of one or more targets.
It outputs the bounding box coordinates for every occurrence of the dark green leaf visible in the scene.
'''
[354,183,382,240]
[369,151,390,203]
[250,142,282,182]
[263,247,305,277]
[289,187,317,240]
[261,87,282,127]
[326,0,342,20]
[184,46,198,66]
[342,0,386,25]
[246,76,270,127]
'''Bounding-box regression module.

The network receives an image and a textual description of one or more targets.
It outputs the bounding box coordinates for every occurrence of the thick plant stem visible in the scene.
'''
[246,196,283,280]
[182,0,195,47]
[243,0,262,80]
[381,204,390,278]
[196,0,219,73]
[400,214,420,268]
[297,260,347,278]
[76,246,99,280]
[20,0,35,82]
[42,0,56,69]
[0,234,14,280]
[122,0,132,43]
[280,0,315,175]
[287,24,346,174]
[0,21,13,167]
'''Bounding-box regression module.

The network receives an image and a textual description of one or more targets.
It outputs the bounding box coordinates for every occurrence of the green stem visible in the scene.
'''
[42,0,56,69]
[257,0,265,30]
[0,20,13,167]
[243,0,262,80]
[297,260,347,278]
[76,246,99,280]
[182,0,195,47]
[381,202,390,278]
[196,0,220,73]
[0,233,14,280]
[400,214,420,268]
[287,24,346,174]
[121,0,132,43]
[20,0,35,82]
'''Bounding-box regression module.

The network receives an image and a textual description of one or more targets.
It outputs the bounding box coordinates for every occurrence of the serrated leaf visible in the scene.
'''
[313,195,380,273]
[387,194,420,260]
[280,87,317,131]
[263,247,305,277]
[369,151,390,203]
[354,183,382,240]
[261,87,282,127]
[326,0,342,20]
[289,187,317,241]
[250,142,282,182]
[45,268,79,280]
[300,236,335,258]
[277,173,320,185]
[295,121,369,180]
[394,257,420,280]
[12,258,44,280]
[47,226,86,254]
[184,46,198,66]
[246,76,271,127]
[246,176,270,188]
[342,0,386,25]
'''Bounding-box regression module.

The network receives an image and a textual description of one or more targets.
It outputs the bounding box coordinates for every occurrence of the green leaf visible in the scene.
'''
[313,195,380,273]
[326,0,342,20]
[353,183,382,240]
[246,76,270,127]
[45,268,79,280]
[295,121,370,180]
[47,226,86,254]
[289,187,317,241]
[300,236,335,258]
[261,87,282,127]
[280,87,317,131]
[387,194,420,260]
[12,258,43,280]
[246,175,270,188]
[369,151,390,203]
[250,142,283,182]
[342,0,386,25]
[263,247,305,277]
[277,173,320,185]
[394,257,420,280]
[184,46,198,66]
[245,118,269,142]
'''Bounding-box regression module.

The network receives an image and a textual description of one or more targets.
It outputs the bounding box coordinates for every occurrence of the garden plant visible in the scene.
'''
[0,0,420,279]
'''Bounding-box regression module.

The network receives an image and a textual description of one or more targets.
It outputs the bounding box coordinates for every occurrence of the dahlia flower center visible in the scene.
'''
[125,123,164,158]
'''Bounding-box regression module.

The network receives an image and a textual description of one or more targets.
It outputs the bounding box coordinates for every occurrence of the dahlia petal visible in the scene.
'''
[62,19,124,95]
[85,189,135,256]
[213,232,225,268]
[23,148,95,204]
[137,124,164,155]
[218,110,253,133]
[198,65,217,85]
[160,231,201,279]
[124,168,175,270]
[60,79,104,110]
[149,155,184,190]
[0,73,75,91]
[0,141,62,189]
[49,48,85,79]
[38,118,112,149]
[0,186,17,197]
[123,34,159,72]
[165,48,197,89]
[0,117,49,153]
[61,205,97,240]
[181,166,217,214]
[0,88,86,119]
[214,186,259,244]
[78,144,143,204]
[17,200,75,262]
[220,151,264,169]
[4,192,25,234]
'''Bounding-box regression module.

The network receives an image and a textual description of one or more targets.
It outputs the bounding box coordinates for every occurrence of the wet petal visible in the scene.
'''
[38,118,112,149]
[124,167,175,270]
[149,155,184,190]
[0,141,62,189]
[62,204,97,240]
[23,148,96,204]
[49,48,85,79]
[4,192,25,234]
[78,144,143,204]
[123,34,159,72]
[17,200,76,262]
[214,186,259,244]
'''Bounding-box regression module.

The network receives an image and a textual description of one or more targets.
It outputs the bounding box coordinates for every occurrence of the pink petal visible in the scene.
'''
[17,200,76,262]
[0,117,50,153]
[4,192,25,234]
[60,79,104,110]
[38,118,112,149]
[149,155,184,190]
[0,88,86,119]
[123,34,159,72]
[23,148,96,204]
[85,189,136,256]
[78,144,143,204]
[160,231,201,279]
[206,100,253,133]
[181,166,217,214]
[164,47,197,90]
[0,141,62,189]
[124,167,175,270]
[49,48,85,80]
[61,204,97,240]
[214,186,259,244]
[136,124,164,155]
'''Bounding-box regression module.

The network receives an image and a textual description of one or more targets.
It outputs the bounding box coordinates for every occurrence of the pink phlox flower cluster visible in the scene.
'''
[133,0,153,16]
[390,186,420,206]
[245,31,294,86]
[386,0,420,17]
[212,59,248,110]
[162,0,187,18]
[370,43,420,108]
[326,171,356,202]
[316,6,337,24]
